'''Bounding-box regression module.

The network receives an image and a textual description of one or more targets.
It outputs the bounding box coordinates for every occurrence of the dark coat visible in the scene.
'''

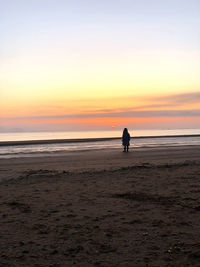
[122,132,130,146]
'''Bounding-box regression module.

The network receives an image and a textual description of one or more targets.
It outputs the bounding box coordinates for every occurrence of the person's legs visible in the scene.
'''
[126,145,129,152]
[123,146,126,152]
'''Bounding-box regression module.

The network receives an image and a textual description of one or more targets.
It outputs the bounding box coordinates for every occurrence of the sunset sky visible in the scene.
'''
[1,0,200,132]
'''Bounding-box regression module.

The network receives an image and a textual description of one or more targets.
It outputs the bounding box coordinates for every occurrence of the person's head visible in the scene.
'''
[123,128,128,134]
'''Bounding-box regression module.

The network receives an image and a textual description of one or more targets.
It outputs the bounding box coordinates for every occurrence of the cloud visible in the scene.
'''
[1,109,200,121]
[1,91,200,121]
[148,91,200,105]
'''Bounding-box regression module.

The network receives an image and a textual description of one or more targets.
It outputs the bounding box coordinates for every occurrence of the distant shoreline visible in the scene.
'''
[0,134,200,147]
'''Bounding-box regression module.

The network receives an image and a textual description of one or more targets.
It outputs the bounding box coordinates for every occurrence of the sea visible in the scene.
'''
[0,129,200,159]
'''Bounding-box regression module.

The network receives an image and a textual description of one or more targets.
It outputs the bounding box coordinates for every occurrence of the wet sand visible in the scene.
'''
[0,146,200,266]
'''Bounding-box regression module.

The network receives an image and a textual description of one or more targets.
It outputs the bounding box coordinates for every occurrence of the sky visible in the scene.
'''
[0,0,200,132]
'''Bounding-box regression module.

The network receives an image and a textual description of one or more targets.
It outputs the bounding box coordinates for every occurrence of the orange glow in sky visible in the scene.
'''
[1,1,200,132]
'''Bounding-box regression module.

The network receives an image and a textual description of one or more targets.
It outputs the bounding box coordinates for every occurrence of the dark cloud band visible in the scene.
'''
[2,109,200,120]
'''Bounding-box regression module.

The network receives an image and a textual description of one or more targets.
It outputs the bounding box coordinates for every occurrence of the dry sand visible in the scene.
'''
[0,146,200,266]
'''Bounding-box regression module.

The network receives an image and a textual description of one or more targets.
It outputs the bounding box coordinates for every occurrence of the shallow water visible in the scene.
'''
[0,133,200,159]
[1,129,200,142]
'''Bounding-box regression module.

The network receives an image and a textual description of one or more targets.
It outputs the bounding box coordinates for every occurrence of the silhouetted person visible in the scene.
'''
[122,128,130,152]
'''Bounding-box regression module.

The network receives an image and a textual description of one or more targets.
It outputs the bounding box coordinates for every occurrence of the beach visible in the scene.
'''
[0,145,200,266]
